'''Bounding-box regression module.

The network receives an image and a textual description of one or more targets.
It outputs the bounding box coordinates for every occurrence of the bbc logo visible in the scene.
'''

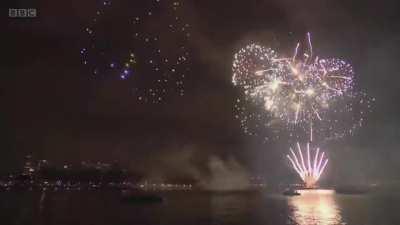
[9,8,37,18]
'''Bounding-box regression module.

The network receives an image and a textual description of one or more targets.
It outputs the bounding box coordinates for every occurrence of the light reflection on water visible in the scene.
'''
[288,189,344,225]
[2,190,400,225]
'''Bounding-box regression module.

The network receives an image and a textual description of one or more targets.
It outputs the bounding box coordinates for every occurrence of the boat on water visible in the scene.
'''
[283,188,301,196]
[121,189,164,203]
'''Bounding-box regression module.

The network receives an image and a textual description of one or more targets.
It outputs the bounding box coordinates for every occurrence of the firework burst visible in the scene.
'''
[232,33,373,141]
[286,142,328,188]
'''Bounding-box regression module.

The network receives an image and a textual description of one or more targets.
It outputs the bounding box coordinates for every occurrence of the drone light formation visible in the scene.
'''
[286,143,328,188]
[80,0,191,103]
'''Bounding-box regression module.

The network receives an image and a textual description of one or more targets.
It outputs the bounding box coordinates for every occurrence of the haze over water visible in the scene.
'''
[1,190,399,225]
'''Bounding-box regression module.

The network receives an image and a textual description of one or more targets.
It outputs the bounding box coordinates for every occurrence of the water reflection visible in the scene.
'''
[288,189,344,225]
[210,193,252,224]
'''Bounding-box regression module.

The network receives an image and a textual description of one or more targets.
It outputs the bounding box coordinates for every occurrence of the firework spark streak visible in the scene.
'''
[287,142,328,188]
[232,33,374,141]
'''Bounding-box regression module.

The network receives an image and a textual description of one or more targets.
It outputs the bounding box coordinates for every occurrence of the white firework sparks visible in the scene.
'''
[232,33,373,141]
[286,142,328,188]
[233,33,353,125]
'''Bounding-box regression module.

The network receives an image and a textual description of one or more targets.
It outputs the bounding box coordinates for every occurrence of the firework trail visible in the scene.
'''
[286,142,328,188]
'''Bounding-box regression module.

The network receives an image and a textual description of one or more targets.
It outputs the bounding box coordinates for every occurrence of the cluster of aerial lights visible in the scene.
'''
[232,33,374,142]
[80,0,191,103]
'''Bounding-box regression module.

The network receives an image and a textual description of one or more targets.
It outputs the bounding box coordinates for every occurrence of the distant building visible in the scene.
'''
[22,155,36,177]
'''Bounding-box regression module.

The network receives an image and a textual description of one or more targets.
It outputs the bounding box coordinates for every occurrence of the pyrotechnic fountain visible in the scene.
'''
[286,143,328,188]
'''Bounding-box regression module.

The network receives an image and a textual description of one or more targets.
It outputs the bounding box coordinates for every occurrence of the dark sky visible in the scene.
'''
[2,0,400,184]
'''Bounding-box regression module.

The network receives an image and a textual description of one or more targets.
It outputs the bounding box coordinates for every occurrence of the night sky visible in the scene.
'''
[2,0,400,184]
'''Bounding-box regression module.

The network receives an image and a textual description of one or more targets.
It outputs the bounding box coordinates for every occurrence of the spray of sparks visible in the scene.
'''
[286,142,329,188]
[81,0,190,103]
[232,33,374,141]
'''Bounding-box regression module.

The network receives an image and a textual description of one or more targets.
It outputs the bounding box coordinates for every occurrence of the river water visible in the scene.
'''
[1,189,399,225]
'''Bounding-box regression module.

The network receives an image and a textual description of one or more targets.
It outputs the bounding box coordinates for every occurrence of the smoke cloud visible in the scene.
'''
[135,145,250,191]
[199,156,250,191]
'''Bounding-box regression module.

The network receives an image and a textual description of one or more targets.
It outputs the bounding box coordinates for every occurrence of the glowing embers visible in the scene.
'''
[286,143,328,188]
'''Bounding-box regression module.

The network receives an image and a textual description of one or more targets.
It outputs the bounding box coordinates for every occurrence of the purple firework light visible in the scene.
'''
[286,142,329,188]
[232,33,374,141]
[80,0,191,104]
